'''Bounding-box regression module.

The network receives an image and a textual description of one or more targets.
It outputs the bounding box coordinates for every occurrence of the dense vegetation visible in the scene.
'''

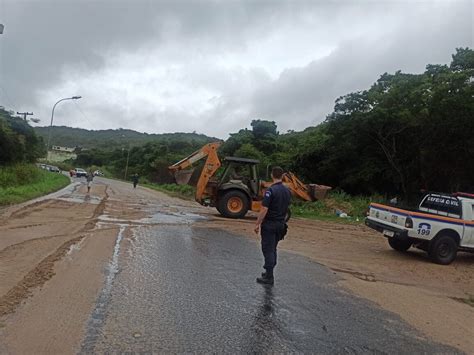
[0,164,69,205]
[0,109,68,204]
[31,48,474,202]
[71,134,218,182]
[309,47,473,199]
[0,108,46,164]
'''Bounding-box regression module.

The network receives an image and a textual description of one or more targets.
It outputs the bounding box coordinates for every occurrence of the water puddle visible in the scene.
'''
[57,194,102,205]
[66,237,86,256]
[98,215,133,224]
[138,210,206,225]
[80,225,126,353]
[81,202,207,351]
[97,210,206,227]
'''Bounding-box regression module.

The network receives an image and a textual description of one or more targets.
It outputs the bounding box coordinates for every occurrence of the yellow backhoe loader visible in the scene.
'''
[168,142,330,218]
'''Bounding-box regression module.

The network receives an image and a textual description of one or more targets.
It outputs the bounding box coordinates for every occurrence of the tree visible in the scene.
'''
[0,107,46,165]
[234,143,264,161]
[250,119,278,155]
[450,47,474,71]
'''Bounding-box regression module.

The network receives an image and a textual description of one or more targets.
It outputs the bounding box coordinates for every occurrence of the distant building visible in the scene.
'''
[52,145,76,153]
[47,145,77,162]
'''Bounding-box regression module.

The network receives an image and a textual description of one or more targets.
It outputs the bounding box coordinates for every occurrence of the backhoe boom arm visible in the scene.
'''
[168,142,222,204]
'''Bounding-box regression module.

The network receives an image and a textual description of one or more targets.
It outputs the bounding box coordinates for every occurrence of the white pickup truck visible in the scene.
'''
[365,192,474,264]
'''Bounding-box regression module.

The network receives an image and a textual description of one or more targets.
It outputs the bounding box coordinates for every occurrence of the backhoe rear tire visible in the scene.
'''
[218,190,249,219]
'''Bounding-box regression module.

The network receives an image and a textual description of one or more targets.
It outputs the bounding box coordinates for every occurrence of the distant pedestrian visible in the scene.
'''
[132,173,139,188]
[86,171,94,193]
[254,166,291,285]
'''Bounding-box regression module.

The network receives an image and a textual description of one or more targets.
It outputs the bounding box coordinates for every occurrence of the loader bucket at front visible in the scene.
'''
[173,169,194,185]
[309,184,332,200]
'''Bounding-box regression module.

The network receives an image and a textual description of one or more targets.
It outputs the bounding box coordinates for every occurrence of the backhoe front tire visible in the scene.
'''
[218,190,249,219]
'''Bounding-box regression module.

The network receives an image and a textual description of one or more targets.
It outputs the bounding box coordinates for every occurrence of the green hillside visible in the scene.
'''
[34,126,218,150]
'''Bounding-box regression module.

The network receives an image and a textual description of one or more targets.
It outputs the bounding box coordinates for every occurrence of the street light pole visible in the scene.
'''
[46,96,81,153]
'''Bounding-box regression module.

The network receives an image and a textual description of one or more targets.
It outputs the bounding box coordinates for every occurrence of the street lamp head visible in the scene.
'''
[72,96,82,100]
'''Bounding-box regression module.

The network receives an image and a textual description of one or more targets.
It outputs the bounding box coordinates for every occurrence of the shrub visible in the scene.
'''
[0,164,41,187]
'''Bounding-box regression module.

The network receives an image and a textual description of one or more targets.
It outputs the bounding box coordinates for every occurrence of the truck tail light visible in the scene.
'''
[405,217,413,228]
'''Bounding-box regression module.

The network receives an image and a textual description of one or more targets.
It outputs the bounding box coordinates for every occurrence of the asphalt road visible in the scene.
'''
[76,181,457,354]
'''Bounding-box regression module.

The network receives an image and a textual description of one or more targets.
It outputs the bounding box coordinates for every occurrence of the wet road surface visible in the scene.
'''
[77,184,457,354]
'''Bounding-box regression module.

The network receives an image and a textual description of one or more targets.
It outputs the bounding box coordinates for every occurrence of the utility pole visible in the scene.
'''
[124,145,131,181]
[121,134,131,180]
[17,111,34,121]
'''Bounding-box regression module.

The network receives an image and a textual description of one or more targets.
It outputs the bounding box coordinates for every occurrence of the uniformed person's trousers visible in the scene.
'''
[261,221,285,276]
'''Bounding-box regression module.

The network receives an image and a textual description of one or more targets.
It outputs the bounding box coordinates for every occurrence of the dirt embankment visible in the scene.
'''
[200,215,474,353]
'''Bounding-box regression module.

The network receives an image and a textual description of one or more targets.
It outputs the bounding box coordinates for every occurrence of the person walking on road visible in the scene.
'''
[86,170,94,193]
[254,166,291,285]
[132,173,139,189]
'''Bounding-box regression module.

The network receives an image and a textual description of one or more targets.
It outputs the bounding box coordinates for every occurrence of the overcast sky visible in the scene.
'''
[0,0,472,138]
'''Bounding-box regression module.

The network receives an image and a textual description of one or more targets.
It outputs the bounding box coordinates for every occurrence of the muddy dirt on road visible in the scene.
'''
[0,177,472,353]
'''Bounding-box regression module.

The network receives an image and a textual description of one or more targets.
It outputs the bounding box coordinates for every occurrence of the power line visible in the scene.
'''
[73,101,95,127]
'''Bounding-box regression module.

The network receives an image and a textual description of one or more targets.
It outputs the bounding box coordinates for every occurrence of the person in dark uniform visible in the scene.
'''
[131,173,139,188]
[254,166,291,285]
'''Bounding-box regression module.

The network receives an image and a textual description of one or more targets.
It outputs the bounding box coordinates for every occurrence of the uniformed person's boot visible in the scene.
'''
[257,272,274,285]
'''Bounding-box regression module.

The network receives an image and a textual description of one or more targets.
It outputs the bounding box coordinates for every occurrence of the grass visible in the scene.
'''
[291,190,385,224]
[0,164,70,205]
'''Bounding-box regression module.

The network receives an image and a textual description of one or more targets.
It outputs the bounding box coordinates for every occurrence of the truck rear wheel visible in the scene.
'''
[218,190,249,219]
[428,235,458,265]
[388,238,412,252]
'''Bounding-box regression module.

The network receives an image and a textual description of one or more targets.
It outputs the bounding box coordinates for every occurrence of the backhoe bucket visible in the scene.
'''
[174,169,194,185]
[309,184,332,200]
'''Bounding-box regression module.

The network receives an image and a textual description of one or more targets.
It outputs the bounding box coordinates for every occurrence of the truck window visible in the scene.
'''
[419,194,461,218]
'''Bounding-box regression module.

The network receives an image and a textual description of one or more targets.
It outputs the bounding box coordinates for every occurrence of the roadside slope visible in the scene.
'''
[0,165,70,206]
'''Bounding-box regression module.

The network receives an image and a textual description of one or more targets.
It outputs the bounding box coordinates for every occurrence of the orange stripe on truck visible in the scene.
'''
[370,203,474,226]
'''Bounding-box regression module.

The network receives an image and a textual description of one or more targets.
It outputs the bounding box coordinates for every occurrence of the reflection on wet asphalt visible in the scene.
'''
[80,210,457,353]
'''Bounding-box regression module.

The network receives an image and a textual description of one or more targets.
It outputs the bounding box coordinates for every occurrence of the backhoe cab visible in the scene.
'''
[213,157,261,218]
[168,142,330,219]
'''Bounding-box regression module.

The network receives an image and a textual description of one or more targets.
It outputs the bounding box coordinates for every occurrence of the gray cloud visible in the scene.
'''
[0,0,472,138]
[248,2,473,131]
